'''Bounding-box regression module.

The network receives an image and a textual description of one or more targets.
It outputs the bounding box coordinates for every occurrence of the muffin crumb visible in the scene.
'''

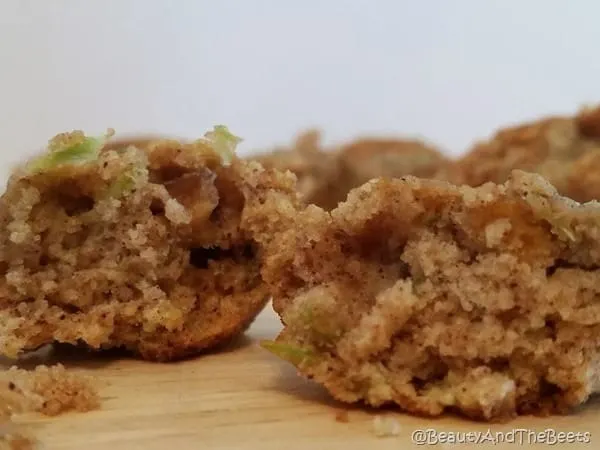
[1,364,97,449]
[372,416,401,438]
[334,410,350,423]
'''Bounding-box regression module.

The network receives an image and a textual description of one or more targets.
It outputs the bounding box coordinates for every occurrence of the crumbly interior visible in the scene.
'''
[441,105,600,202]
[252,132,446,210]
[0,135,297,361]
[260,170,600,420]
[0,364,97,449]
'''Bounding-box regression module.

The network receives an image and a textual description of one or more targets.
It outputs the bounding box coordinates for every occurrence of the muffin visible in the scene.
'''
[0,127,297,361]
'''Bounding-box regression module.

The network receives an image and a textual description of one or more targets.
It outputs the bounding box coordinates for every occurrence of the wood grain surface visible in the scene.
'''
[3,306,599,449]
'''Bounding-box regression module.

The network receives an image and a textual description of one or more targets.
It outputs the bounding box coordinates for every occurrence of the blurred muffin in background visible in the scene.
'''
[104,135,181,151]
[441,105,600,203]
[251,131,448,210]
[252,130,344,210]
[337,137,448,192]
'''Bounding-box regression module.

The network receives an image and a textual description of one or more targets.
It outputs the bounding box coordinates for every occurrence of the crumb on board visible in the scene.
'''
[1,364,99,449]
[1,364,99,416]
[0,391,34,450]
[372,415,402,438]
[0,431,35,450]
[334,410,350,423]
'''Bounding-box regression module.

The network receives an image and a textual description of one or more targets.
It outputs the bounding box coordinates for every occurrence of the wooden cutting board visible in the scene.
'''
[5,306,599,450]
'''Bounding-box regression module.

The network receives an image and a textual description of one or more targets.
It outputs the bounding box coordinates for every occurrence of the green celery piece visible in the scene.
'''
[294,306,342,344]
[106,165,148,198]
[260,340,315,366]
[201,125,242,166]
[28,130,113,173]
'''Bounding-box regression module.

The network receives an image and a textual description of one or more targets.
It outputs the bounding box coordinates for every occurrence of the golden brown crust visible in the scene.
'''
[260,171,600,420]
[0,134,298,361]
[443,105,600,202]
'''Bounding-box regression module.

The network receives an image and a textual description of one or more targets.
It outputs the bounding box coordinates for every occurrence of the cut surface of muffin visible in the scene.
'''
[261,171,600,420]
[0,127,297,361]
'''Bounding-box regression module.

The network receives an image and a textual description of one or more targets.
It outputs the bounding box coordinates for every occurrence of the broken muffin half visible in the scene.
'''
[260,170,600,420]
[0,127,297,361]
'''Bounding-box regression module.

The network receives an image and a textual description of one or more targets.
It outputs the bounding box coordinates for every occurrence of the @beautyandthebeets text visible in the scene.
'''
[411,428,591,446]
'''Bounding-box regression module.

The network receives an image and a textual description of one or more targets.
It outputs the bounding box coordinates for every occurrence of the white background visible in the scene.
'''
[0,0,598,182]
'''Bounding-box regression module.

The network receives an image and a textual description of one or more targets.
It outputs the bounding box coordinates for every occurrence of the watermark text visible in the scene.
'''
[411,428,591,446]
